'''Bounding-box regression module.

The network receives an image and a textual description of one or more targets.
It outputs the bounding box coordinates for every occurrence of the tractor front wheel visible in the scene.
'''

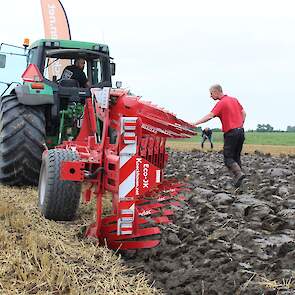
[38,149,81,221]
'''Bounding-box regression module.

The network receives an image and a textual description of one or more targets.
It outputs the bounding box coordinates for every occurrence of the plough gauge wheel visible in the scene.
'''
[38,149,81,221]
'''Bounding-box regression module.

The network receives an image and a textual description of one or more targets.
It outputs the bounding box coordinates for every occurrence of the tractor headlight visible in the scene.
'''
[93,45,100,51]
[44,41,60,48]
[101,45,108,53]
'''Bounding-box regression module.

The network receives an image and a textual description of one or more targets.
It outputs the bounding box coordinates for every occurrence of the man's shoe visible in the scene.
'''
[229,162,245,188]
[234,173,246,188]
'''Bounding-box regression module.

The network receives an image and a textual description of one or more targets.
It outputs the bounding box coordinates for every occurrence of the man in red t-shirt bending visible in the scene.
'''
[194,84,246,188]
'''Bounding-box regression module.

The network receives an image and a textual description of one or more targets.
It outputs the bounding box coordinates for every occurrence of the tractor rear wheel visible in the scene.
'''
[38,149,81,221]
[0,94,45,185]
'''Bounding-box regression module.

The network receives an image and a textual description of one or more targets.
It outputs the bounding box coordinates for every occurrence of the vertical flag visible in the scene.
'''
[40,0,71,78]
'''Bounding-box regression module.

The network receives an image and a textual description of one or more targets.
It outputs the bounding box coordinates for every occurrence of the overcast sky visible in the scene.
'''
[1,0,295,130]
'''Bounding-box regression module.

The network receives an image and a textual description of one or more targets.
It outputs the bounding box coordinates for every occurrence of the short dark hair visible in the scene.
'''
[75,57,85,64]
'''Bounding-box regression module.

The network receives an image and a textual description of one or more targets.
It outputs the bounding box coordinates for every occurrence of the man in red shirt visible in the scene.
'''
[194,84,246,188]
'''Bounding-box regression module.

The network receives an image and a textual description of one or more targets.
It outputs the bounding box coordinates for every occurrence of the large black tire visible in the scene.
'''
[0,94,45,185]
[38,149,81,221]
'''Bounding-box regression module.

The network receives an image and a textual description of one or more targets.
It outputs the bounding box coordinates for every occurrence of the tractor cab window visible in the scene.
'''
[43,56,102,86]
[0,46,27,95]
[91,59,102,85]
[43,57,71,81]
[27,48,38,65]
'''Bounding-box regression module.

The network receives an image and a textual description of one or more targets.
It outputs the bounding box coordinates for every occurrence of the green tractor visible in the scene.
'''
[0,39,115,186]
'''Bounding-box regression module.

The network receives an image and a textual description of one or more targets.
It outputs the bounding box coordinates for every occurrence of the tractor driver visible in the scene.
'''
[61,58,91,88]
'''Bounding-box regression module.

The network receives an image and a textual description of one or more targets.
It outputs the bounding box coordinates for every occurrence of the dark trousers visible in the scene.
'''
[223,128,245,168]
[201,135,213,148]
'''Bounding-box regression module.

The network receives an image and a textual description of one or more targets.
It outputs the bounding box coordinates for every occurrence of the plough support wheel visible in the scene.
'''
[38,149,81,221]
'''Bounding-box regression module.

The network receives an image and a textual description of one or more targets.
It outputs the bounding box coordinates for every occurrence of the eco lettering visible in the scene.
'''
[143,163,149,188]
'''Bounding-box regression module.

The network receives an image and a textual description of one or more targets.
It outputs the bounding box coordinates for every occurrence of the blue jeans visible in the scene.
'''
[201,135,213,148]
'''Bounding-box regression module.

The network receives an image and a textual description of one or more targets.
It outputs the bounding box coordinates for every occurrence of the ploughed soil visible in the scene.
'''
[123,150,295,295]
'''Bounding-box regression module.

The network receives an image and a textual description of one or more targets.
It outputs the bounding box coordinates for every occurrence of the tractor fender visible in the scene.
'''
[15,84,54,105]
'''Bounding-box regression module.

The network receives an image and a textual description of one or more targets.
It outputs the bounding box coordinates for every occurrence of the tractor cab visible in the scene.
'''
[16,39,116,144]
[26,39,115,101]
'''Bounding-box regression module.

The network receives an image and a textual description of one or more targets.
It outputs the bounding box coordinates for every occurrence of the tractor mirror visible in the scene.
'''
[0,54,6,68]
[110,62,116,76]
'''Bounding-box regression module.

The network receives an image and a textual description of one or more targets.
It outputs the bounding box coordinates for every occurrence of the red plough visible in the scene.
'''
[42,88,196,250]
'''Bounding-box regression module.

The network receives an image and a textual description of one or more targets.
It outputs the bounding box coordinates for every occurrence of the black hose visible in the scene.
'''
[85,167,104,179]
